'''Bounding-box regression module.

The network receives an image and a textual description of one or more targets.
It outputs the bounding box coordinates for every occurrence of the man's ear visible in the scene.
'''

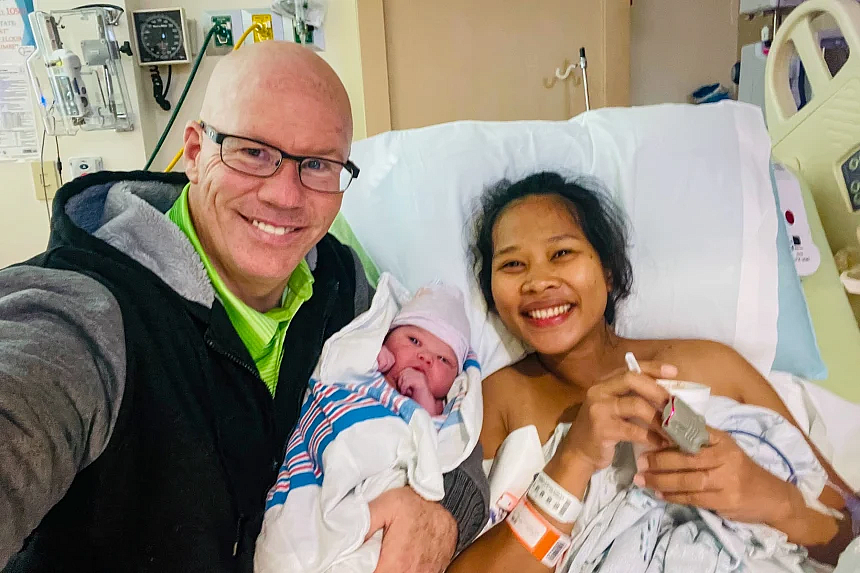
[183,121,204,184]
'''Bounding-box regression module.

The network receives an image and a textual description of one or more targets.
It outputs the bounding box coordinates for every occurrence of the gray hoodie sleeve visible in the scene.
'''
[347,245,373,316]
[441,443,490,554]
[0,266,126,567]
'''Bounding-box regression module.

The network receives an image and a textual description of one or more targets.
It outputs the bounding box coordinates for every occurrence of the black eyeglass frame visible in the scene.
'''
[199,121,360,193]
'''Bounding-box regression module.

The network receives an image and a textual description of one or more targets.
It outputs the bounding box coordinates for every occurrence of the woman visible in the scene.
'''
[449,172,854,571]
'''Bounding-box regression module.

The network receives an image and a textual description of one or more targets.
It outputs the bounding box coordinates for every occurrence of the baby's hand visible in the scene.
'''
[397,368,437,412]
[376,346,395,373]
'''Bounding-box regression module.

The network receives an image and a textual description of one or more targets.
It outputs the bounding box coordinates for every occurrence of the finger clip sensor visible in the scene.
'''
[662,397,709,454]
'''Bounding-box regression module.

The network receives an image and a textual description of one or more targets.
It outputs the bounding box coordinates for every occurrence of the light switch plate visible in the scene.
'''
[31,161,61,201]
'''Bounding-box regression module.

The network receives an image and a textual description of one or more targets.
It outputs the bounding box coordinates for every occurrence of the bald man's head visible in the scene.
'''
[182,41,356,311]
[201,41,352,141]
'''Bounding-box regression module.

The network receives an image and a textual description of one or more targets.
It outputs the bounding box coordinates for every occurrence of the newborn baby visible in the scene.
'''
[375,284,470,415]
[256,278,481,573]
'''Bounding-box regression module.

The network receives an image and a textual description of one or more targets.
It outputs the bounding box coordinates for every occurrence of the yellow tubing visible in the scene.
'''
[164,22,264,173]
[235,22,263,49]
[164,146,184,173]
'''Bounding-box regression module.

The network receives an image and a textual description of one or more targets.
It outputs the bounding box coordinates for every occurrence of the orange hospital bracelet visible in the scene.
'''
[505,497,571,568]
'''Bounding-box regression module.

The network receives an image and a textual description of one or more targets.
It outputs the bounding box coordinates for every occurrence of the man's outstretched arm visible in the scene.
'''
[0,267,126,567]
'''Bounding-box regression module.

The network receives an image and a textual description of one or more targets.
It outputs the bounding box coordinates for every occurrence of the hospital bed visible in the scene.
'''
[764,0,860,387]
[765,0,860,493]
[330,3,860,500]
[333,102,860,496]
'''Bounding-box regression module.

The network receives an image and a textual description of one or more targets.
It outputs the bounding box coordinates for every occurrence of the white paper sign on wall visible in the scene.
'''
[0,0,40,162]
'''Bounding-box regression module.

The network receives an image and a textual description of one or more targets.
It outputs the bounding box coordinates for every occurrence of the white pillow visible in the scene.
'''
[342,102,778,377]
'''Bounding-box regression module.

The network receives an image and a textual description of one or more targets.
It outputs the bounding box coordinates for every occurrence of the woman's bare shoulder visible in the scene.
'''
[480,355,552,458]
[483,355,566,424]
[648,338,732,360]
[482,355,547,401]
[647,338,751,400]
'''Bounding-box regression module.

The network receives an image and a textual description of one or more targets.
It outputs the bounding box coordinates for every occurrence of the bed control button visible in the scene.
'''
[843,148,860,212]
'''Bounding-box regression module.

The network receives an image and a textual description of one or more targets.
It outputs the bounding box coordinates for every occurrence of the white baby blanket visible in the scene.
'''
[255,274,483,573]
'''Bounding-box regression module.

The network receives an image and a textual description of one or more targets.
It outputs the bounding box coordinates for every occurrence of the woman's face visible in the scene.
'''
[490,194,611,356]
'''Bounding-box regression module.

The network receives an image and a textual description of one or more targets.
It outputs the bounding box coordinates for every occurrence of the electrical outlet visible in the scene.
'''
[292,22,312,45]
[240,10,284,43]
[31,161,61,201]
[203,10,243,53]
[252,13,273,42]
[211,15,234,47]
[290,24,325,51]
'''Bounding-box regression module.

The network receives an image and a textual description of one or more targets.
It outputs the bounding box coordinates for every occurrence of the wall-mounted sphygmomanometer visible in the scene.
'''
[27,6,134,135]
[131,8,191,66]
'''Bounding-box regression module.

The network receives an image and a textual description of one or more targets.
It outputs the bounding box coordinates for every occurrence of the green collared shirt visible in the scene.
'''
[167,184,314,396]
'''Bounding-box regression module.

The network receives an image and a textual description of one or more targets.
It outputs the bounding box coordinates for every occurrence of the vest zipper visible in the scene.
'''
[204,335,269,560]
[204,336,264,385]
[204,334,275,436]
[233,514,245,557]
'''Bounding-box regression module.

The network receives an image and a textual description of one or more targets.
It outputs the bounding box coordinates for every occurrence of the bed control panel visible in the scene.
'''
[842,146,860,212]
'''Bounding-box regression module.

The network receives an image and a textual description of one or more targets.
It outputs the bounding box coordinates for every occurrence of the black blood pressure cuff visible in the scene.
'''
[440,444,490,554]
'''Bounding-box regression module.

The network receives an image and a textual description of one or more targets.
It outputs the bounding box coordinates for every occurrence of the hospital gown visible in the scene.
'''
[483,397,840,573]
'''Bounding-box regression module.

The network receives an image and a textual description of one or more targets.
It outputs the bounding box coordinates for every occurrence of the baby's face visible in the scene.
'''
[383,325,459,398]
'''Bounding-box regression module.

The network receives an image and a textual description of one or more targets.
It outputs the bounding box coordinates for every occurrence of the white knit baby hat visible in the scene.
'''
[389,283,471,371]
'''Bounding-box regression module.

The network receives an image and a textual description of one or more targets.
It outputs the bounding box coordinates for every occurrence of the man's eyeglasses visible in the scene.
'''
[199,121,360,193]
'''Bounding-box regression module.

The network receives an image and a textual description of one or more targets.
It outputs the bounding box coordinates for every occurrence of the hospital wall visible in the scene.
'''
[631,0,741,105]
[0,0,369,268]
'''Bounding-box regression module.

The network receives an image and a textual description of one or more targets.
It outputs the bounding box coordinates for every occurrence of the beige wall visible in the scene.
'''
[630,0,741,105]
[0,0,366,268]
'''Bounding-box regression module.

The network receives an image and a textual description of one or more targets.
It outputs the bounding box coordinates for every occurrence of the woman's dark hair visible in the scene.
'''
[471,171,633,325]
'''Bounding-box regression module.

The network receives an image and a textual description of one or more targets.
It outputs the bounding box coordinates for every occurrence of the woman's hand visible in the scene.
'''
[635,428,793,524]
[558,361,676,474]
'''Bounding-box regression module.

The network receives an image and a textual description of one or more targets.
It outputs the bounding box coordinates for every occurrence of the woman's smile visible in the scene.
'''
[521,303,575,327]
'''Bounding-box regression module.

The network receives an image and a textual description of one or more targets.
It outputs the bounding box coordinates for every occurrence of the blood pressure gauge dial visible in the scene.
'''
[132,9,190,65]
[141,16,181,60]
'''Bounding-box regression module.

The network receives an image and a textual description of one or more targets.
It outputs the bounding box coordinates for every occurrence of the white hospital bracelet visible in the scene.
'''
[526,471,583,524]
[506,497,571,568]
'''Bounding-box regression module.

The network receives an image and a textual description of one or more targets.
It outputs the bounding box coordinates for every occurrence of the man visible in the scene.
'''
[0,42,488,572]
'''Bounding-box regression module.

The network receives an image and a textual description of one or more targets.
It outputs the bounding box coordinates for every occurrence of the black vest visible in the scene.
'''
[5,171,358,572]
